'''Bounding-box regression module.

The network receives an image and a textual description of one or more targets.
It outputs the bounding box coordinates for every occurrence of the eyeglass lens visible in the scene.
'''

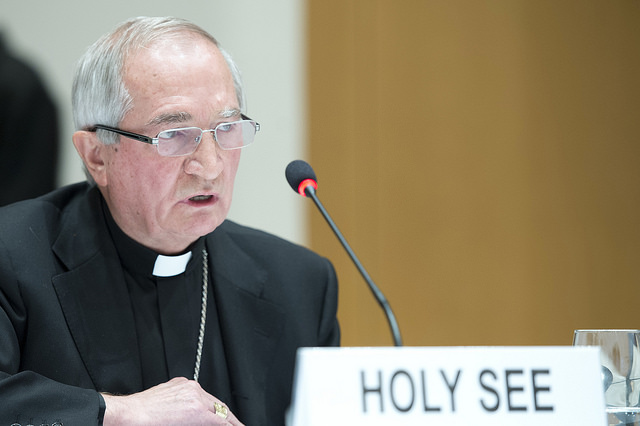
[156,120,258,157]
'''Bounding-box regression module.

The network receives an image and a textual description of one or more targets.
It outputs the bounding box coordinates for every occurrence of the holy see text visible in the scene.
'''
[360,368,554,414]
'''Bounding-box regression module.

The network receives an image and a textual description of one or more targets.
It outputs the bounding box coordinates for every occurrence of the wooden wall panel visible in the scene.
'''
[307,0,640,347]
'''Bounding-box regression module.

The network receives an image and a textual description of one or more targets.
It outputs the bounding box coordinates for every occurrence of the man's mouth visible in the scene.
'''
[189,195,214,202]
[189,195,213,203]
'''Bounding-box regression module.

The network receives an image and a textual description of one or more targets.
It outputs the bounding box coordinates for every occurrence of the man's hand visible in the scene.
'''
[102,377,244,425]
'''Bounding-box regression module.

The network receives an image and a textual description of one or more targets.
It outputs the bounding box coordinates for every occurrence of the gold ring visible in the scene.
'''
[214,401,228,419]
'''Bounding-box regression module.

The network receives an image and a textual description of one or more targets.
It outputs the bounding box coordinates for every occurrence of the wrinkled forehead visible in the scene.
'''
[124,31,221,66]
[122,34,233,96]
[120,35,238,125]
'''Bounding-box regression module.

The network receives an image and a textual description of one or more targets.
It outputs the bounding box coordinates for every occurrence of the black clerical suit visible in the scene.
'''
[0,182,340,425]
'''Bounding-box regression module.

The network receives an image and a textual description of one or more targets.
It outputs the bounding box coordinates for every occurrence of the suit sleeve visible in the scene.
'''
[316,257,340,347]
[0,238,104,425]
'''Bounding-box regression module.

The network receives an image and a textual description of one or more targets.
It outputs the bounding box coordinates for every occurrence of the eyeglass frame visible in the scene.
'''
[87,113,260,155]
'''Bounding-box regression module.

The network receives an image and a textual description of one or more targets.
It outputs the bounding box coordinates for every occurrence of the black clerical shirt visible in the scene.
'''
[102,202,233,408]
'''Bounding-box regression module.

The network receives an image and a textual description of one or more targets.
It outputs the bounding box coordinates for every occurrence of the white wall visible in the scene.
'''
[0,0,308,245]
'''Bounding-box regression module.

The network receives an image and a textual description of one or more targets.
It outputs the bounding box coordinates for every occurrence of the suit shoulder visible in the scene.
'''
[0,182,92,237]
[215,220,326,263]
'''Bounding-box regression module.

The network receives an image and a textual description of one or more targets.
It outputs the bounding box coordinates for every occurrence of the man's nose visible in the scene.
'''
[184,131,223,179]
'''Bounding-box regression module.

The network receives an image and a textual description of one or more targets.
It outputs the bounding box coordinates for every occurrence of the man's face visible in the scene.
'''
[99,36,242,254]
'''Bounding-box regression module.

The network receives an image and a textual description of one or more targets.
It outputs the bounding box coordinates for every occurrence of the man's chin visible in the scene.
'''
[186,217,224,238]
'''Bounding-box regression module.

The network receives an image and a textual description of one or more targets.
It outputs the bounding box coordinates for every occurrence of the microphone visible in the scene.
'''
[285,160,403,347]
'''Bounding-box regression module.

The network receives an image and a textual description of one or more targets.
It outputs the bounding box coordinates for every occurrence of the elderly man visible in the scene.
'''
[0,17,340,426]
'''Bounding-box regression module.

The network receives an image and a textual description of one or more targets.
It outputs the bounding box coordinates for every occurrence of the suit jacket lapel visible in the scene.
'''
[207,225,286,424]
[51,186,143,393]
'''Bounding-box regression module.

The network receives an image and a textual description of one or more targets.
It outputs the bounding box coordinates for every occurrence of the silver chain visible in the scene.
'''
[193,248,208,382]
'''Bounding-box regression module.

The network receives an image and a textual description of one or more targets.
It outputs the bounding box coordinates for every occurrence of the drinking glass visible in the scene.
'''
[573,329,640,426]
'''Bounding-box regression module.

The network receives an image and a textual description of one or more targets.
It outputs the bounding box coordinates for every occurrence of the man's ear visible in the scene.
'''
[72,130,109,187]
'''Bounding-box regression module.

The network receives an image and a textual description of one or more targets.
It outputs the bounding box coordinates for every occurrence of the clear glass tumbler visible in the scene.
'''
[573,329,640,426]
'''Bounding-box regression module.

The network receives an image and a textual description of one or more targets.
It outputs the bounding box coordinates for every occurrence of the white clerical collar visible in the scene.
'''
[152,251,193,277]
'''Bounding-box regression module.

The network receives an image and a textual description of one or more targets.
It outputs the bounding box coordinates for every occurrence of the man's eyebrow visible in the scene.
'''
[220,108,241,119]
[146,109,241,126]
[147,112,193,126]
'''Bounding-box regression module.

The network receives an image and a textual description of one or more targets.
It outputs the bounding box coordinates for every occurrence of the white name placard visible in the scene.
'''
[286,346,606,426]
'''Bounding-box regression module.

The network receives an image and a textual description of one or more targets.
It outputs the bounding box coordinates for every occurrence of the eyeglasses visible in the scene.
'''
[89,114,260,157]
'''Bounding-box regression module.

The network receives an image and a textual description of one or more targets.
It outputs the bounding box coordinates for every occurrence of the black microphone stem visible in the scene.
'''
[305,186,403,347]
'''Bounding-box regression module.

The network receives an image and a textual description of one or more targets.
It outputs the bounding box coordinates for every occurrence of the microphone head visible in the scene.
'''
[285,160,318,196]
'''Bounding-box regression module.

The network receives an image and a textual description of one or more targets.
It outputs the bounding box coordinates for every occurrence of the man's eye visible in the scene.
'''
[160,129,184,139]
[217,123,234,133]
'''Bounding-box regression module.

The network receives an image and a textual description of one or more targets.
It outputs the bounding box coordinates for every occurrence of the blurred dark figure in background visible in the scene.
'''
[0,32,59,206]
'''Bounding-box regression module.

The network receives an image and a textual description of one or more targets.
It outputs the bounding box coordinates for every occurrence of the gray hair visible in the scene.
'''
[72,16,246,145]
